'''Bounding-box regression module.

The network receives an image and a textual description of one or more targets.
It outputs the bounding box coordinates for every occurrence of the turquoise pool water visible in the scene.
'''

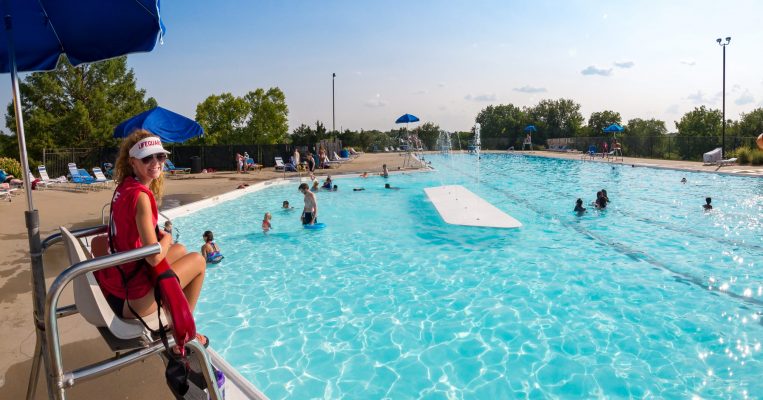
[175,154,762,399]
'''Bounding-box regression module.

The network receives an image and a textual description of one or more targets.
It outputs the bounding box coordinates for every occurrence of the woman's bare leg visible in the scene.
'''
[170,252,206,311]
[123,251,205,318]
[166,243,188,264]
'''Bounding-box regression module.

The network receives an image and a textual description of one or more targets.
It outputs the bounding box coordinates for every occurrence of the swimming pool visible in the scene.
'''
[175,153,762,399]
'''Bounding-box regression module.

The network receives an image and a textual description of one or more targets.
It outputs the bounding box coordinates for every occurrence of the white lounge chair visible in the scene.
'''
[274,156,294,172]
[717,157,738,167]
[703,147,722,165]
[28,170,49,190]
[333,151,350,162]
[38,165,66,187]
[92,167,114,187]
[68,162,98,190]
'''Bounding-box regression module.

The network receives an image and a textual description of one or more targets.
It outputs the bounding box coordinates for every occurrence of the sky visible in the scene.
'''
[3,0,763,134]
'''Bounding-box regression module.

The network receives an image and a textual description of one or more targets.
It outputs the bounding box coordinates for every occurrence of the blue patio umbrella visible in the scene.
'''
[603,124,624,133]
[0,2,164,395]
[396,113,420,124]
[524,125,537,132]
[114,106,204,143]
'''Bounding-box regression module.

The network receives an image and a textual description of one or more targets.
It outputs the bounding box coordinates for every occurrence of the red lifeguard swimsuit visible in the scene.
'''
[95,176,158,299]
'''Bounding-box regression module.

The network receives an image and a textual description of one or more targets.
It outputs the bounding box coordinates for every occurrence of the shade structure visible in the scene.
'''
[603,124,624,133]
[524,125,537,132]
[0,2,165,397]
[114,106,203,143]
[396,113,420,124]
[0,1,164,73]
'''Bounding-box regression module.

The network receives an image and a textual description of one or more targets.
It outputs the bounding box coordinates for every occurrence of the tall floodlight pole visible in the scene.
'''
[716,36,731,155]
[332,73,336,133]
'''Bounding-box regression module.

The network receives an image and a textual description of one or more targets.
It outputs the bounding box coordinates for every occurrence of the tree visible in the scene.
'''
[675,106,723,159]
[736,108,763,138]
[675,106,722,137]
[291,124,316,146]
[5,57,155,160]
[194,93,248,145]
[526,99,584,143]
[475,104,526,147]
[412,122,441,150]
[587,110,621,137]
[624,118,668,158]
[625,118,667,137]
[243,88,289,144]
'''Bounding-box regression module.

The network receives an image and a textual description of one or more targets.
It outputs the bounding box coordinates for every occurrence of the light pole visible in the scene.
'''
[717,36,730,155]
[332,73,336,134]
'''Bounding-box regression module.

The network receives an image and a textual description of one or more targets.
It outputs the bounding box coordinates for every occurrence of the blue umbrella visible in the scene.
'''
[524,125,537,132]
[2,0,165,211]
[0,2,164,394]
[603,124,624,133]
[395,113,420,124]
[114,107,204,143]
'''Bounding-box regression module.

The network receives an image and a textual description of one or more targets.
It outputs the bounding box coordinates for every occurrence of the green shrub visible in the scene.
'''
[0,157,21,178]
[750,150,763,166]
[733,147,751,164]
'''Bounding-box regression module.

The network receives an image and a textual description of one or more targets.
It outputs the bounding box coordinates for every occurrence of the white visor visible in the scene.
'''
[129,137,171,159]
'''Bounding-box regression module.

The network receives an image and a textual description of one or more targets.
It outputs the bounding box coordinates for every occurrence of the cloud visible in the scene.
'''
[666,104,680,114]
[680,59,696,66]
[413,89,427,95]
[686,91,713,105]
[735,90,755,105]
[513,85,547,94]
[437,82,446,88]
[464,93,496,102]
[364,94,387,108]
[354,71,362,76]
[568,48,577,57]
[613,61,634,69]
[581,66,612,76]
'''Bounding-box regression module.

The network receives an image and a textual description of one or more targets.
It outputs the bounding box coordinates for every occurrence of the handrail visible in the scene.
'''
[44,243,161,398]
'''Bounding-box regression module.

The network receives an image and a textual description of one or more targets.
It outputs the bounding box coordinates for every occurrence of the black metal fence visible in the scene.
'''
[481,136,758,161]
[41,143,330,177]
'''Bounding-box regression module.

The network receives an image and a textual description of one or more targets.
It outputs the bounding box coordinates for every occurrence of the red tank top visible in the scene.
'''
[94,176,157,299]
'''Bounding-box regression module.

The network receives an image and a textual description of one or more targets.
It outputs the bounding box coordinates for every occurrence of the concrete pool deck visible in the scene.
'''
[504,149,763,177]
[0,149,760,399]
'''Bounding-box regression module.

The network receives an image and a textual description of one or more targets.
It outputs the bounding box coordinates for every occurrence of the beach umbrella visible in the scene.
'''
[395,113,420,124]
[524,125,537,132]
[0,1,164,394]
[603,123,624,141]
[114,106,204,143]
[603,123,624,133]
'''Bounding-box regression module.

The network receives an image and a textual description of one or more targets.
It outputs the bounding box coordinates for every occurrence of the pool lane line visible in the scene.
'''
[434,158,763,310]
[465,154,763,254]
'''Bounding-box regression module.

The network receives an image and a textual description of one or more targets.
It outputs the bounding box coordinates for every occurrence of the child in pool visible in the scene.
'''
[201,231,224,263]
[262,212,272,232]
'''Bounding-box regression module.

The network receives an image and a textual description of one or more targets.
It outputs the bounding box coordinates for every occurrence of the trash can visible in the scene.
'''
[190,156,202,174]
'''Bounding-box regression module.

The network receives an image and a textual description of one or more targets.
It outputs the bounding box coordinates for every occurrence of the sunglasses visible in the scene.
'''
[140,153,168,164]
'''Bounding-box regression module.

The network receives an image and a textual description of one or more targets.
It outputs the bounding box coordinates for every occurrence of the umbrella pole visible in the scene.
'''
[4,15,55,399]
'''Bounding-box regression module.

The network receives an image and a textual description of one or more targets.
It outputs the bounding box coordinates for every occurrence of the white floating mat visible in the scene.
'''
[424,185,522,228]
